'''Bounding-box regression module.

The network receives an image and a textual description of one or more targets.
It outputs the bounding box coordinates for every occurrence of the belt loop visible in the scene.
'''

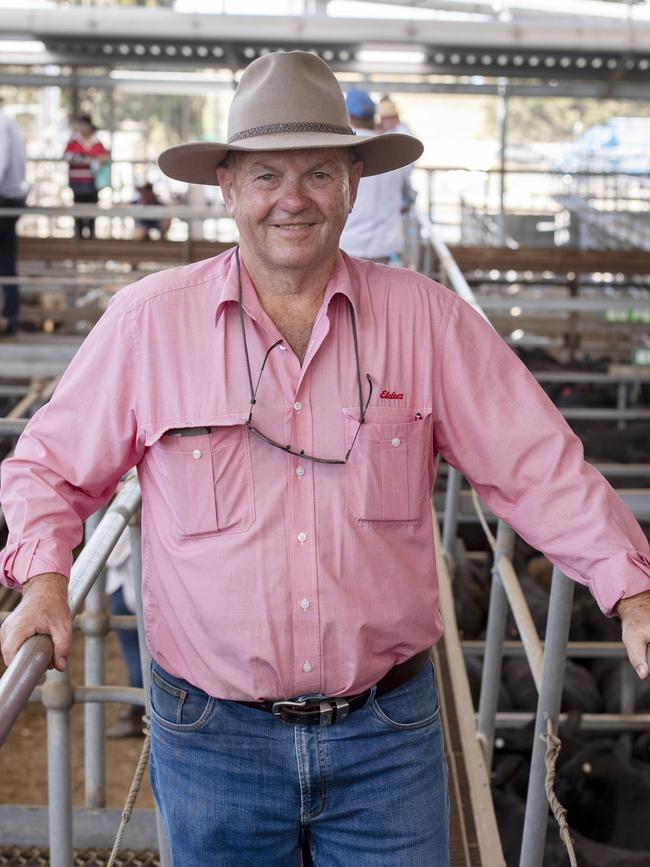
[319,701,335,726]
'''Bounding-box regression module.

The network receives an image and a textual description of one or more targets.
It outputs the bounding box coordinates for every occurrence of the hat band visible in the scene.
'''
[229,121,355,143]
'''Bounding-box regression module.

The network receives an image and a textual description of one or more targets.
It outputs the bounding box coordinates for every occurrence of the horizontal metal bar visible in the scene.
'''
[535,371,650,384]
[463,639,628,658]
[0,418,30,436]
[73,685,144,704]
[482,297,650,315]
[0,204,226,219]
[493,712,650,731]
[561,408,650,420]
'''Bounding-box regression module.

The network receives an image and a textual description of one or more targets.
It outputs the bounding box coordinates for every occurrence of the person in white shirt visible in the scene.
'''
[339,89,415,264]
[0,97,27,335]
[378,95,413,136]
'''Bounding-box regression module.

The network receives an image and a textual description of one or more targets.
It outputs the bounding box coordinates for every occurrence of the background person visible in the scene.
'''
[1,51,650,867]
[378,95,413,135]
[132,182,171,241]
[339,88,415,264]
[0,95,27,336]
[63,114,110,240]
[105,528,144,739]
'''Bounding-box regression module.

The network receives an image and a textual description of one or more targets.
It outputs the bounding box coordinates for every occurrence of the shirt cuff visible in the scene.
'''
[1,538,72,591]
[589,550,650,616]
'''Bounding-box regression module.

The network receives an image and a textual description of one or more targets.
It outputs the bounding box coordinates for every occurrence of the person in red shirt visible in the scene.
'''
[63,115,109,240]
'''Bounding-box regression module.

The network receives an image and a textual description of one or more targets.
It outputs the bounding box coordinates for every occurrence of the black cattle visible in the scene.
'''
[452,557,492,639]
[464,654,514,712]
[492,786,569,867]
[555,738,650,850]
[502,656,603,714]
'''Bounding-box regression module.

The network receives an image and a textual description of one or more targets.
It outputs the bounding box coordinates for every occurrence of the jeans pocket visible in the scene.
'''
[371,661,440,731]
[150,662,215,732]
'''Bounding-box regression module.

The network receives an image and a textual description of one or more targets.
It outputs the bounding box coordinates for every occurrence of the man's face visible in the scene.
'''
[216,148,363,275]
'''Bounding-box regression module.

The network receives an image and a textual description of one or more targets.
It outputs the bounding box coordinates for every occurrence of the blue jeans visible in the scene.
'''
[149,658,449,866]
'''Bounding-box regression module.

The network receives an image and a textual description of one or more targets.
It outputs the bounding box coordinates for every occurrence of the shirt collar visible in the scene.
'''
[214,247,360,326]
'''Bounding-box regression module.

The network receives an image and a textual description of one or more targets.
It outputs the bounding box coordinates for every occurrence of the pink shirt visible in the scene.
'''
[2,248,650,700]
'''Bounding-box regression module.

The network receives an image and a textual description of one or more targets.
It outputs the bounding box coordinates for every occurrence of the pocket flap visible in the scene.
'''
[144,414,249,447]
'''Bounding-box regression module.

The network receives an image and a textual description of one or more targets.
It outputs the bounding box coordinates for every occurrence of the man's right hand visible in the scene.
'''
[0,572,72,672]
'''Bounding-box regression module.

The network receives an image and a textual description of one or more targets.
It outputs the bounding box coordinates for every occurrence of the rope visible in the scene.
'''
[106,714,151,867]
[470,488,497,551]
[541,718,579,867]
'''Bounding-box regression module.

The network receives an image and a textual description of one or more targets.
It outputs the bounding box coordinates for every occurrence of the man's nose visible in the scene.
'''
[277,177,311,212]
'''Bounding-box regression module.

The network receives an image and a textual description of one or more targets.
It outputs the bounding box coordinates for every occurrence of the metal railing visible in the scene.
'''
[0,434,172,865]
[419,215,650,867]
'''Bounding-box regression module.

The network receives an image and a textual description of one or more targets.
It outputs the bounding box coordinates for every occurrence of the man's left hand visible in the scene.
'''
[616,589,650,679]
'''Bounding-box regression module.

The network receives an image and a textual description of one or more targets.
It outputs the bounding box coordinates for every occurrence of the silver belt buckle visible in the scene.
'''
[271,699,308,721]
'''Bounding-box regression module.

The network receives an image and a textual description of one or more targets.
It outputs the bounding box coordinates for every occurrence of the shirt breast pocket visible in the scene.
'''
[152,421,255,537]
[344,407,433,523]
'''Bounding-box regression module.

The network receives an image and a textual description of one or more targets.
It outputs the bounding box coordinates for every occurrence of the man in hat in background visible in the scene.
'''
[340,88,416,264]
[378,95,413,136]
[2,50,650,867]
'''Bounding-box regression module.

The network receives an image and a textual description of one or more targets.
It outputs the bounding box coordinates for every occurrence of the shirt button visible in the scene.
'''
[302,661,312,673]
[293,401,302,412]
[192,449,202,459]
[391,438,401,448]
[297,532,307,543]
[295,466,305,478]
[299,598,310,610]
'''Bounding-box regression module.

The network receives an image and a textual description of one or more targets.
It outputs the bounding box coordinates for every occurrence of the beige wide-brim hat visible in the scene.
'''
[158,51,423,186]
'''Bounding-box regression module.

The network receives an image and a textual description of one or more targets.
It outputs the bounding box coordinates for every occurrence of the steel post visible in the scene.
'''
[84,509,108,809]
[129,521,172,867]
[519,567,575,867]
[497,81,508,246]
[43,668,74,867]
[477,522,515,768]
[441,466,462,561]
[617,381,628,431]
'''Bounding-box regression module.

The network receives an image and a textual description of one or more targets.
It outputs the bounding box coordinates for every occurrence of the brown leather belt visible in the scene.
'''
[236,649,432,726]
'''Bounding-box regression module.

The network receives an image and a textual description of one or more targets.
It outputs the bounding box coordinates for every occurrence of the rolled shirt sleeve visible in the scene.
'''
[432,294,650,616]
[0,295,144,590]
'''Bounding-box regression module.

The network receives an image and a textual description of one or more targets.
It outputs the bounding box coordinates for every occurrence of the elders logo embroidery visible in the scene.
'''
[380,390,404,400]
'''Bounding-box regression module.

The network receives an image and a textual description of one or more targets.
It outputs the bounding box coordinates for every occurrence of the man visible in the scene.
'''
[0,95,27,335]
[1,51,650,867]
[378,95,413,136]
[339,88,416,264]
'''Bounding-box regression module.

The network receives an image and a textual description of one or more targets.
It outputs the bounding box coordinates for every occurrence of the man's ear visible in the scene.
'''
[216,165,235,215]
[348,160,364,210]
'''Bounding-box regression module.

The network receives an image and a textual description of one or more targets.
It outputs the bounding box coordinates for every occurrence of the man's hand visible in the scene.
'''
[0,573,72,672]
[616,589,650,679]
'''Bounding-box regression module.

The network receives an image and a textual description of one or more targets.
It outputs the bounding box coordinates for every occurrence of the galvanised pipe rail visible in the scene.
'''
[519,568,575,867]
[0,475,141,747]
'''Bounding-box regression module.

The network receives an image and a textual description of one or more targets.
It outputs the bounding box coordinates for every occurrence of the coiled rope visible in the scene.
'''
[106,714,151,867]
[542,718,579,866]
